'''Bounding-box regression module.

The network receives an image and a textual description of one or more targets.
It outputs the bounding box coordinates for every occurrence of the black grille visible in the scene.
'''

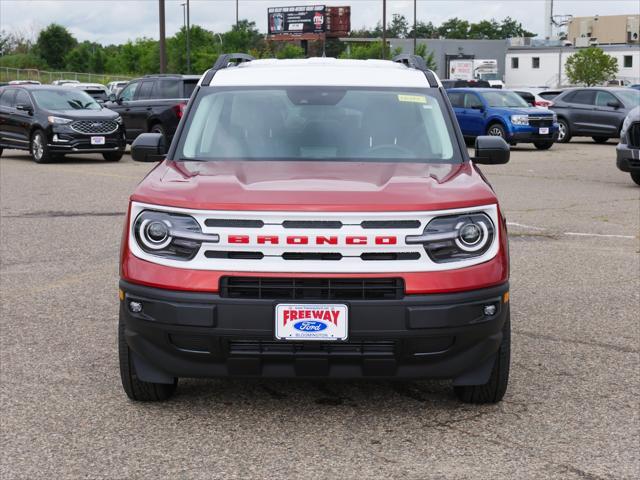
[205,251,264,259]
[529,117,553,128]
[282,220,343,229]
[70,120,118,134]
[204,219,264,228]
[220,277,404,300]
[627,122,640,148]
[229,340,395,357]
[360,220,421,229]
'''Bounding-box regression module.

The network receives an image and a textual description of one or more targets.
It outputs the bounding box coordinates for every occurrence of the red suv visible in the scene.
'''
[118,55,512,403]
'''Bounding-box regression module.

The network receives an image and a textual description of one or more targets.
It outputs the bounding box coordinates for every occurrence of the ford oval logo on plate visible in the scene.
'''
[293,320,327,332]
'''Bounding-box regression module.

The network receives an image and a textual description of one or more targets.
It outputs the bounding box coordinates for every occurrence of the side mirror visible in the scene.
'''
[16,104,33,114]
[473,136,510,165]
[131,133,166,162]
[606,101,621,109]
[471,104,484,111]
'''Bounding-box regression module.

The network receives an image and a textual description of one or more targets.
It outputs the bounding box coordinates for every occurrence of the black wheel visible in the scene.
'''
[150,123,167,145]
[454,311,510,404]
[103,152,124,162]
[0,147,3,157]
[557,118,571,143]
[533,141,554,150]
[30,129,54,163]
[592,136,609,144]
[631,171,640,186]
[118,317,177,401]
[487,123,506,138]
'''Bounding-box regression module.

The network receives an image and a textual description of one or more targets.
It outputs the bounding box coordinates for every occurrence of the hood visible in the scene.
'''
[490,106,553,116]
[131,160,498,212]
[46,108,119,120]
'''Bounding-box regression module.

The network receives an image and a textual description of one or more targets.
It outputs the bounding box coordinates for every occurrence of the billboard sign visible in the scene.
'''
[268,5,326,35]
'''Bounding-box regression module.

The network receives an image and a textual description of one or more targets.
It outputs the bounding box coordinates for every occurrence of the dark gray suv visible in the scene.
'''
[551,88,640,143]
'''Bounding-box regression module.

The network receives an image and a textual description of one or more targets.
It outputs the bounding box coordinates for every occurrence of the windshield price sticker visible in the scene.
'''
[398,94,427,104]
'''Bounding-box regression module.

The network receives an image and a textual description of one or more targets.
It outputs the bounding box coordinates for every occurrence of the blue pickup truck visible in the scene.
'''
[447,88,559,150]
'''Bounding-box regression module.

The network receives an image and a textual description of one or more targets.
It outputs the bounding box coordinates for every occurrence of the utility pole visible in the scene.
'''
[186,0,191,74]
[382,0,386,59]
[236,0,239,28]
[159,0,167,73]
[413,0,417,54]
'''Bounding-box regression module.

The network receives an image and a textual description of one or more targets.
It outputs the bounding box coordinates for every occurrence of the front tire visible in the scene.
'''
[30,129,54,163]
[118,317,177,401]
[592,136,609,144]
[533,141,554,150]
[557,119,571,143]
[454,313,510,404]
[631,171,640,186]
[103,152,124,162]
[487,123,506,138]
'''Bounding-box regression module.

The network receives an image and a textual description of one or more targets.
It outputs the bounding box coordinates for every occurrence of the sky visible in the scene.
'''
[1,0,639,45]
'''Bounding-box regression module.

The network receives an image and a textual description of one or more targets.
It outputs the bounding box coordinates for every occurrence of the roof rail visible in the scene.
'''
[202,53,255,85]
[143,73,182,78]
[392,54,439,88]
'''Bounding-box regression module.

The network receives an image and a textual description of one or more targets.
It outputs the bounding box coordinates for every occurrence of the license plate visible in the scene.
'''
[539,127,549,135]
[275,304,348,341]
[91,136,105,145]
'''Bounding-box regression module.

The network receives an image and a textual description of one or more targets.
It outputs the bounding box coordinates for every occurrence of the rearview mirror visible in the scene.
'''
[131,133,166,162]
[473,136,510,165]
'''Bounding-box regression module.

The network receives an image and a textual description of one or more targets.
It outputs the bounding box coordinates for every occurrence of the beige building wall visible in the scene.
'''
[567,15,640,45]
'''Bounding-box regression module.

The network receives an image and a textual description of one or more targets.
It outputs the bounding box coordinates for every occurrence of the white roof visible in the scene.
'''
[209,58,439,88]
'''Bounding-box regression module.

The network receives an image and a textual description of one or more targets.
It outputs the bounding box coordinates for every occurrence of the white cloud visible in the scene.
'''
[1,0,638,45]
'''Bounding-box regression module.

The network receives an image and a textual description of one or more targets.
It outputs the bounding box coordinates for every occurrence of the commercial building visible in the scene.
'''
[505,44,640,87]
[340,38,508,81]
[567,14,640,47]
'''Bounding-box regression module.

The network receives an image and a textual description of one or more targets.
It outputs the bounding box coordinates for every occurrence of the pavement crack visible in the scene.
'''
[516,330,639,354]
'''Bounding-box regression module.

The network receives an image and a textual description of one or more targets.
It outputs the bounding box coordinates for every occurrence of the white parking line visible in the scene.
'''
[564,232,636,239]
[508,222,636,240]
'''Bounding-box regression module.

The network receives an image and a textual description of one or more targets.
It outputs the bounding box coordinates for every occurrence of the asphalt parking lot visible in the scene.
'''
[1,141,638,479]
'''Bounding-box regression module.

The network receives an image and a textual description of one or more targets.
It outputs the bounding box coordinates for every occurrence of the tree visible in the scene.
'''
[468,19,501,39]
[388,14,409,38]
[415,43,437,70]
[438,18,470,39]
[36,24,76,69]
[565,47,618,86]
[409,21,438,39]
[499,17,535,38]
[223,20,263,53]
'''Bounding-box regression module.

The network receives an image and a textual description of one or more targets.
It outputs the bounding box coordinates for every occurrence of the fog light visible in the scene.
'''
[129,301,143,313]
[483,304,497,316]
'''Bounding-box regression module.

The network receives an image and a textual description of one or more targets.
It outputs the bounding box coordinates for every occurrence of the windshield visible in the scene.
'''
[31,89,100,110]
[617,89,640,108]
[177,87,459,163]
[482,91,529,108]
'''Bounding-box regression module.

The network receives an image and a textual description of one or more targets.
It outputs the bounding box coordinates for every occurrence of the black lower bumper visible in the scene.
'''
[48,131,126,154]
[119,280,510,383]
[510,131,558,143]
[616,143,640,172]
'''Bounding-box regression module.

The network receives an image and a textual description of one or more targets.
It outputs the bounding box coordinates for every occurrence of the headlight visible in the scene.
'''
[406,213,495,263]
[133,210,219,261]
[620,114,633,137]
[115,115,123,124]
[510,115,529,126]
[47,116,72,125]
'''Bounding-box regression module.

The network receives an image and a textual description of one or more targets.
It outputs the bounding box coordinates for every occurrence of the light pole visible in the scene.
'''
[186,0,191,74]
[236,0,239,28]
[159,0,167,73]
[413,0,417,54]
[382,0,386,59]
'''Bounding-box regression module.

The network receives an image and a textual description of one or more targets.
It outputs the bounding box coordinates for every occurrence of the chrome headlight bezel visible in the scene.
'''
[510,114,529,126]
[47,116,73,125]
[406,212,496,263]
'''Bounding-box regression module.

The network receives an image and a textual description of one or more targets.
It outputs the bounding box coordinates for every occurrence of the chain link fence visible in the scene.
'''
[0,67,133,85]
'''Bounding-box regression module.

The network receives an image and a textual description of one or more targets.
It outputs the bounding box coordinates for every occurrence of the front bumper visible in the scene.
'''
[509,125,559,143]
[616,143,640,172]
[47,127,126,154]
[120,280,510,383]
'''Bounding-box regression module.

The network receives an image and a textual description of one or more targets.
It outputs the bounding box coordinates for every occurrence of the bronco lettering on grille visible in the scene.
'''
[226,235,398,245]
